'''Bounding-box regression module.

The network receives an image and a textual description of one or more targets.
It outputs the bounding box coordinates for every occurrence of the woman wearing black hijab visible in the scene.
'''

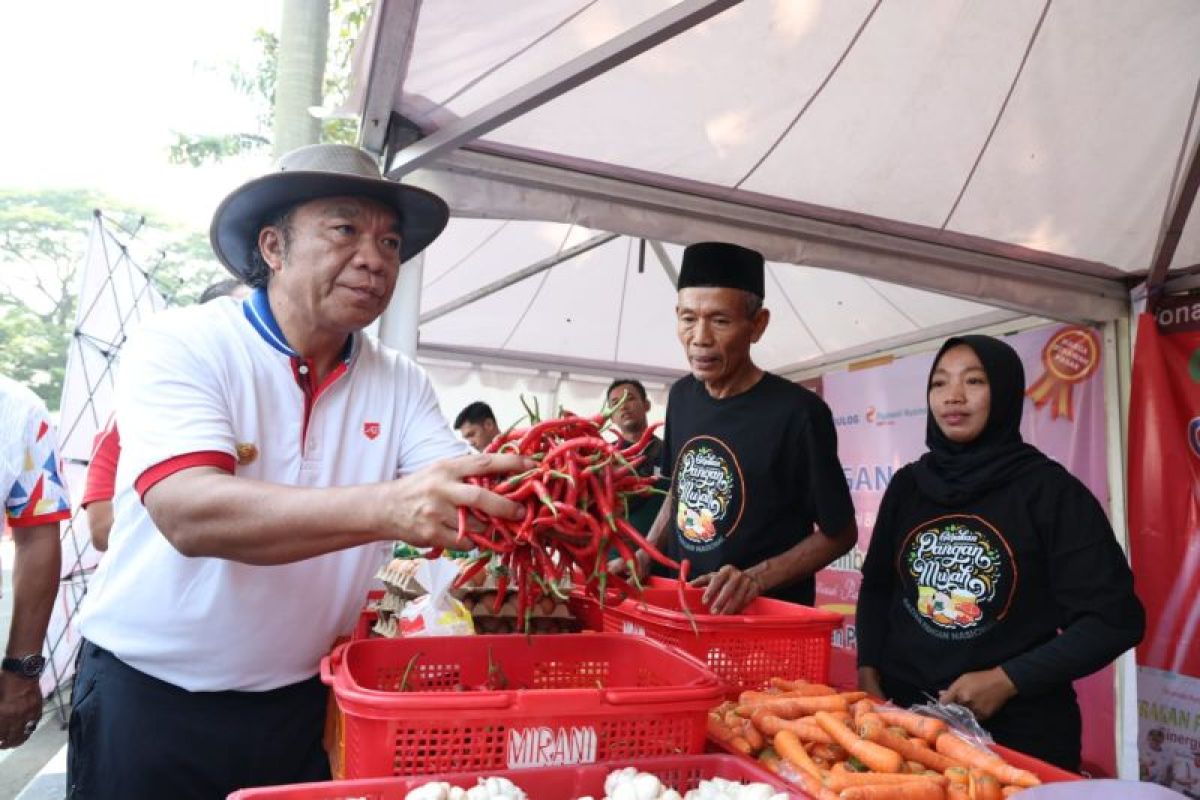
[856,335,1144,770]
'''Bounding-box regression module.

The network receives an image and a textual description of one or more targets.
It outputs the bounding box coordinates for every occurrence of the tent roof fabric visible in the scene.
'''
[358,0,1200,377]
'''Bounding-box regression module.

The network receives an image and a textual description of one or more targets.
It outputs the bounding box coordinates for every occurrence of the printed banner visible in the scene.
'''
[1136,667,1200,795]
[1128,303,1200,795]
[818,325,1114,773]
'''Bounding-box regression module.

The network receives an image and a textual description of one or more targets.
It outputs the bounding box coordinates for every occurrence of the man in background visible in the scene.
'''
[0,374,68,749]
[605,379,666,534]
[454,401,500,452]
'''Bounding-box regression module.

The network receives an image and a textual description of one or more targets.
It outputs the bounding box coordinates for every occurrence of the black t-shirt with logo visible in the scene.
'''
[856,463,1144,768]
[655,372,855,605]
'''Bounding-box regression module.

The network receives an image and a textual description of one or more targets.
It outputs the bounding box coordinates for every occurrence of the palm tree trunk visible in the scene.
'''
[273,0,329,157]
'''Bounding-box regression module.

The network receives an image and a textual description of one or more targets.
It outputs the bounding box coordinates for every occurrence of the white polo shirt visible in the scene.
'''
[79,290,466,691]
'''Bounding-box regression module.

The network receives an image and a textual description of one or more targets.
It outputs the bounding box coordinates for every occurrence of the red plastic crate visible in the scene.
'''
[320,633,725,779]
[601,581,841,696]
[228,753,803,799]
[993,743,1084,783]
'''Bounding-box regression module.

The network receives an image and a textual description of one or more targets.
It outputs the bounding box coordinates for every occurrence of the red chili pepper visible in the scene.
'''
[493,574,508,614]
[454,555,491,589]
[530,479,557,516]
[542,436,610,464]
[620,421,663,458]
[614,517,679,571]
[516,418,596,454]
[678,559,698,635]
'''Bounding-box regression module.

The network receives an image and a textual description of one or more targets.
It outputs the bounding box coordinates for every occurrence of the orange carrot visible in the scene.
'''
[853,698,877,723]
[738,694,851,718]
[906,762,926,774]
[875,710,947,744]
[944,767,969,786]
[741,688,842,704]
[793,769,840,800]
[970,769,1003,800]
[839,691,869,704]
[825,771,947,792]
[811,742,850,764]
[758,746,782,775]
[769,677,839,695]
[774,729,825,783]
[728,735,754,755]
[946,784,970,800]
[866,726,959,773]
[738,715,765,752]
[934,734,1040,789]
[752,710,836,743]
[858,712,886,740]
[707,712,740,745]
[838,784,947,800]
[814,711,905,774]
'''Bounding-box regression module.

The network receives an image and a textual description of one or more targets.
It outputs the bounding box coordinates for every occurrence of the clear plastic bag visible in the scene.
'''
[906,695,994,745]
[398,557,475,637]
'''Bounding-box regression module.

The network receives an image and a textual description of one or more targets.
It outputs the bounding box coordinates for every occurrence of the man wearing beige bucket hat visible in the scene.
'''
[68,144,532,799]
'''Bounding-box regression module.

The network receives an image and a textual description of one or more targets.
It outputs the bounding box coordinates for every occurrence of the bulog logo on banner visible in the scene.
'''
[1026,326,1101,421]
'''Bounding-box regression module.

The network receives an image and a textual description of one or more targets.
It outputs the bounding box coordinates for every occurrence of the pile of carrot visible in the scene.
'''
[706,678,1043,799]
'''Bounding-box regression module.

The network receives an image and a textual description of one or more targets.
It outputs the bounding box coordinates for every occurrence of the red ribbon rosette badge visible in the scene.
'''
[1025,326,1101,421]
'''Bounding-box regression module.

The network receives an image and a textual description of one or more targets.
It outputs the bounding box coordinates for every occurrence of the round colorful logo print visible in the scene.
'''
[1189,417,1200,460]
[899,514,1016,640]
[673,436,744,553]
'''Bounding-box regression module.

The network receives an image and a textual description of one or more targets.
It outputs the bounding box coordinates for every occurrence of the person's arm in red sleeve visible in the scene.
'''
[82,423,121,551]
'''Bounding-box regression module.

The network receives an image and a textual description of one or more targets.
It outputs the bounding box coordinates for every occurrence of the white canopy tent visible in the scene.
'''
[344,0,1200,393]
[347,0,1200,775]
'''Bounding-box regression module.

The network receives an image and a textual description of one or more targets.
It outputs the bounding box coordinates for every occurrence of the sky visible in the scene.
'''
[0,0,282,231]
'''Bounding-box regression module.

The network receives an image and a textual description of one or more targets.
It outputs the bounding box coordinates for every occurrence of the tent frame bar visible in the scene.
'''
[386,0,740,178]
[412,149,1130,323]
[360,0,423,155]
[417,342,686,383]
[419,231,618,323]
[1145,76,1200,309]
[649,240,679,286]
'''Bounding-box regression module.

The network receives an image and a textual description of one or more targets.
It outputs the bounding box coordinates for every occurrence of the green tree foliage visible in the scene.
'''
[0,190,222,409]
[169,0,369,166]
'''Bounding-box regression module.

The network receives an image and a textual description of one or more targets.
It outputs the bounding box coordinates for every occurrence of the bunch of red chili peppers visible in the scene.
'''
[447,404,689,632]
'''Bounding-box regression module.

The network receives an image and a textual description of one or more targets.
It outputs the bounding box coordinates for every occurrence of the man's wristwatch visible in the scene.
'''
[1,654,47,679]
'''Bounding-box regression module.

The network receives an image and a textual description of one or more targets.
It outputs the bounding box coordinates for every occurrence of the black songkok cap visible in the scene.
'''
[677,242,765,298]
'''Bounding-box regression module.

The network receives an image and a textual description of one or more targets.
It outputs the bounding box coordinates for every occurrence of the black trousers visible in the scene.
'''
[67,640,331,800]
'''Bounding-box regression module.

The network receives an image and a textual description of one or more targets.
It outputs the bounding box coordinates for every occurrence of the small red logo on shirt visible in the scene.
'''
[363,422,380,440]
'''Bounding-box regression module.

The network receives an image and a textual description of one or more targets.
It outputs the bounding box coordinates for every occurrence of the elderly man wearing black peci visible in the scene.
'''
[620,242,857,615]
